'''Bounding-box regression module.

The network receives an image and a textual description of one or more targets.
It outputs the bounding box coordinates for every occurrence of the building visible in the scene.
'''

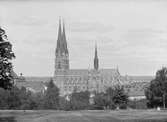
[15,20,154,99]
[53,19,121,96]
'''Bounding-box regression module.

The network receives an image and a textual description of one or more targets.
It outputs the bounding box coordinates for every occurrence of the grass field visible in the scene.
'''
[0,110,167,122]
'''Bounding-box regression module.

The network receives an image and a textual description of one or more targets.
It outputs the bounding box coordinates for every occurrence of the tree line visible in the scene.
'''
[0,79,130,110]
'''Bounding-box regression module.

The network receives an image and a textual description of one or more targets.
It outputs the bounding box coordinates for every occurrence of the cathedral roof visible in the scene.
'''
[99,69,119,76]
[66,69,89,76]
[55,69,120,76]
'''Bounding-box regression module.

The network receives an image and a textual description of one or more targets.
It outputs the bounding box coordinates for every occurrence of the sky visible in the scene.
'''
[0,0,167,76]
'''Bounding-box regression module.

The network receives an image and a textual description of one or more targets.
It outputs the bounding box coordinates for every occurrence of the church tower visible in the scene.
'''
[54,19,69,75]
[94,43,99,70]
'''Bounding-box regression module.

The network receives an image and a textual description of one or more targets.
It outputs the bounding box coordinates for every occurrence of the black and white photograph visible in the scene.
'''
[0,0,167,121]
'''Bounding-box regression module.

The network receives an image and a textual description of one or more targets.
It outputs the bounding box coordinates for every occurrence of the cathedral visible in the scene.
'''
[53,20,121,96]
[15,19,152,100]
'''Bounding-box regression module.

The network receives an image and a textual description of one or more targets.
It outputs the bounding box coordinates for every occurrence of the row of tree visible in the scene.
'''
[0,79,129,110]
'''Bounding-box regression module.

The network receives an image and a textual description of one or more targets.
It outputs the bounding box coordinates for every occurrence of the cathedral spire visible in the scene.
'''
[94,42,99,70]
[62,20,68,54]
[55,19,69,73]
[58,18,62,41]
[56,18,62,53]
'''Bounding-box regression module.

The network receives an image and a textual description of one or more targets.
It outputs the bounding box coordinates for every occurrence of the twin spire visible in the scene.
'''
[56,19,99,70]
[56,18,68,54]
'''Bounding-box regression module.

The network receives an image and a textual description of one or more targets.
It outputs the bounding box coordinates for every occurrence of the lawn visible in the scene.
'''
[0,109,167,122]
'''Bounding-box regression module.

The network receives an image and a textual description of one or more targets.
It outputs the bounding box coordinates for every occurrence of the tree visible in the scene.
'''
[105,87,116,109]
[0,27,15,89]
[93,92,109,109]
[17,86,39,110]
[7,87,21,109]
[0,88,9,109]
[43,79,60,109]
[59,96,72,111]
[70,91,90,110]
[145,67,167,108]
[93,86,128,110]
[112,85,128,109]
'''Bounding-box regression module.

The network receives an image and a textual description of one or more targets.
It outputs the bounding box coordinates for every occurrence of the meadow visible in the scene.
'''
[0,109,167,122]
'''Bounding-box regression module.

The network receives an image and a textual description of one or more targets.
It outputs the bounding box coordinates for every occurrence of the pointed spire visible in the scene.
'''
[95,42,97,58]
[56,18,62,53]
[58,18,62,41]
[94,41,99,70]
[62,19,68,54]
[62,20,66,41]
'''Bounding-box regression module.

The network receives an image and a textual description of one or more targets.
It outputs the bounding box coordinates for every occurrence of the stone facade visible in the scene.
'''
[53,20,121,96]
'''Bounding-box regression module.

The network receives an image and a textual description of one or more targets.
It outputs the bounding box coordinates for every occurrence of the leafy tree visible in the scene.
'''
[70,91,90,110]
[93,92,109,109]
[93,86,128,110]
[59,96,72,111]
[145,67,167,108]
[7,87,21,109]
[18,87,30,109]
[112,85,128,109]
[0,88,9,109]
[105,87,116,109]
[0,27,15,89]
[33,92,45,109]
[43,79,60,109]
[18,86,39,110]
